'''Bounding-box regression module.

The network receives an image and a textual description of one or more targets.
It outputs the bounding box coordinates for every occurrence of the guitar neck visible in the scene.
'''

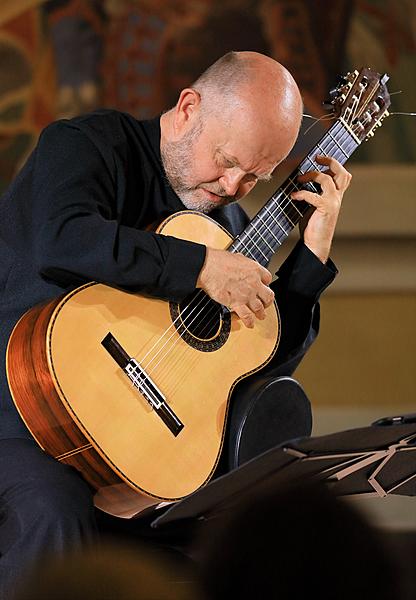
[229,119,360,266]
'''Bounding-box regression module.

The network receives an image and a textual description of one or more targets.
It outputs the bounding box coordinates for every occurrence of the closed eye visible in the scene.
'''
[216,151,272,183]
[219,157,236,169]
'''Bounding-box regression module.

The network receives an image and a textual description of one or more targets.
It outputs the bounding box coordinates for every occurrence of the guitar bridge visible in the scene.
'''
[101,332,184,437]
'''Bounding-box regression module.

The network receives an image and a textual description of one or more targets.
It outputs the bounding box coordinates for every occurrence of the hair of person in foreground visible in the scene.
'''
[14,540,204,600]
[196,479,402,600]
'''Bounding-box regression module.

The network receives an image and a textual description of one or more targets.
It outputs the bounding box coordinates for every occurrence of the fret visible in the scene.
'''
[274,195,297,227]
[339,117,361,143]
[232,236,256,260]
[300,155,324,174]
[249,221,275,254]
[316,142,326,156]
[234,233,269,263]
[268,196,303,229]
[315,140,344,163]
[252,205,286,248]
[256,213,282,246]
[241,230,270,262]
[286,177,309,215]
[301,156,320,171]
[290,200,303,218]
[265,202,292,235]
[326,129,349,158]
[262,207,292,244]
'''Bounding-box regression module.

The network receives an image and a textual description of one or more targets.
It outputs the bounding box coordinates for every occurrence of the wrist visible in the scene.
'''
[303,241,330,264]
[196,246,210,288]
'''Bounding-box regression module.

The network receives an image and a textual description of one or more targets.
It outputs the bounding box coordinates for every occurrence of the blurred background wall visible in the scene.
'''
[0,0,414,443]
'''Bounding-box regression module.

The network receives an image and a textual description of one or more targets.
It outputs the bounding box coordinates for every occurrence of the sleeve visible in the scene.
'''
[260,239,338,377]
[32,121,206,301]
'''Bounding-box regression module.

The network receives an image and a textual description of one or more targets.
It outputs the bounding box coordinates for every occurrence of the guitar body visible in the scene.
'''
[7,211,280,517]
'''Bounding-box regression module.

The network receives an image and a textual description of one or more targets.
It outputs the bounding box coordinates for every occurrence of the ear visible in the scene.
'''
[172,88,201,138]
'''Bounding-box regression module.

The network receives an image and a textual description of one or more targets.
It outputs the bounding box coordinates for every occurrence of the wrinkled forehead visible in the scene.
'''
[206,102,301,172]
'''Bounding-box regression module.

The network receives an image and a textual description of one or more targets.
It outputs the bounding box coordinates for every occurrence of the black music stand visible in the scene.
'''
[150,418,416,530]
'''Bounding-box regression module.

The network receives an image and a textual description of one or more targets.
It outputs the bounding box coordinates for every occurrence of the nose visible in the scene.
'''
[219,168,246,197]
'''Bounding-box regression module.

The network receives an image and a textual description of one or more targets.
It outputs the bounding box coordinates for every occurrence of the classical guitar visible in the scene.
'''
[7,68,391,518]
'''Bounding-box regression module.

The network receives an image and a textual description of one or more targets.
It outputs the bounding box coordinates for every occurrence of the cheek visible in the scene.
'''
[189,145,222,184]
[193,166,222,186]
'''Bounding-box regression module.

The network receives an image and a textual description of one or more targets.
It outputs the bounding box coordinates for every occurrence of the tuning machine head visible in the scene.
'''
[322,70,358,110]
[364,110,390,141]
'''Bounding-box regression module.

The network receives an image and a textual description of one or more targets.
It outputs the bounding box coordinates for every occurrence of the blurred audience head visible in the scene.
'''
[197,480,401,600]
[14,541,203,600]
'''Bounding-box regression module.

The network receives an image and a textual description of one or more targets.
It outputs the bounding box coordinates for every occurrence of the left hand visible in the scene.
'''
[291,155,352,263]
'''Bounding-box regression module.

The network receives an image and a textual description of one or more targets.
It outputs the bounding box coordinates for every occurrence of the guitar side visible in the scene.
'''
[7,211,280,517]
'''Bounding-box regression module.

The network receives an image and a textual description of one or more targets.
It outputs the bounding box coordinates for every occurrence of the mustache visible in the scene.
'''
[199,185,236,203]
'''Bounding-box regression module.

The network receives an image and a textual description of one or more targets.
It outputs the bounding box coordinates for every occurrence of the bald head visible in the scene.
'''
[191,51,303,159]
[192,51,300,108]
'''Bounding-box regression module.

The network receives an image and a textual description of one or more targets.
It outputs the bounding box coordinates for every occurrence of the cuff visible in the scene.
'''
[159,236,206,300]
[275,240,338,303]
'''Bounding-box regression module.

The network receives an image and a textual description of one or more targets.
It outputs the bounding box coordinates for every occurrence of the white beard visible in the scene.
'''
[160,119,233,213]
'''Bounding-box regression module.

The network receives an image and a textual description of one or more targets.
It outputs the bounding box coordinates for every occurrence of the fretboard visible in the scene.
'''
[229,119,360,266]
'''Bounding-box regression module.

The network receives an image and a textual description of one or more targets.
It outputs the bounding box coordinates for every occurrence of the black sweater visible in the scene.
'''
[0,110,336,439]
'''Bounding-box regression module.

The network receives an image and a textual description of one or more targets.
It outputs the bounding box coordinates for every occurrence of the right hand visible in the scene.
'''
[196,247,275,328]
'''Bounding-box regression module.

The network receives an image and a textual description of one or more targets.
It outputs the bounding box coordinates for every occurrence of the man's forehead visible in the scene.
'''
[215,147,278,180]
[212,92,301,166]
[210,112,290,165]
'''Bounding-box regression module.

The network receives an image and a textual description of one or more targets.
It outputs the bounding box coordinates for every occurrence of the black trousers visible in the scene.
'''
[0,440,198,600]
[0,438,97,599]
[0,382,311,599]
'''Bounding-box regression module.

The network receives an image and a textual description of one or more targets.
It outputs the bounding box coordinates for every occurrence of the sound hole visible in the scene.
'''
[169,290,231,352]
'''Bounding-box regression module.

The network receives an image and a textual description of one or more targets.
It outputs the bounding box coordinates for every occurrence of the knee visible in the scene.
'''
[14,466,94,529]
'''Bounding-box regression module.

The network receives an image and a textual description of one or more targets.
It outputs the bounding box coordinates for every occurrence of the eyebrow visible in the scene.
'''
[257,172,273,182]
[218,150,273,182]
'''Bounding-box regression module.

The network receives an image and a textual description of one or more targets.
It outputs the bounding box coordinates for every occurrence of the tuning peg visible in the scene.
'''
[322,79,343,107]
[345,70,359,83]
[322,75,351,109]
[328,86,339,101]
[376,96,386,108]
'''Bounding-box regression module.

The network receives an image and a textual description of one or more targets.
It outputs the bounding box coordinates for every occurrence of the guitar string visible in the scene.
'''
[181,119,358,344]
[128,138,330,372]
[146,120,357,364]
[209,81,385,269]
[133,119,359,387]
[131,119,361,389]
[130,120,350,375]
[134,86,369,386]
[133,120,358,391]
[129,87,391,405]
[146,119,355,356]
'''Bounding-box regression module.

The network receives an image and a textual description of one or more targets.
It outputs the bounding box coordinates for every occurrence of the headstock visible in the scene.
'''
[325,68,391,142]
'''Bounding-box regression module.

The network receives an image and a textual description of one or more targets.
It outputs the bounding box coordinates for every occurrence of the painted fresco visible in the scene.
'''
[0,0,414,193]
